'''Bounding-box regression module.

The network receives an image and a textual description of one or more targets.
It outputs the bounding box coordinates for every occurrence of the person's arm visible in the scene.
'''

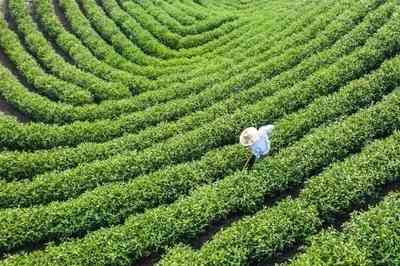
[259,124,274,138]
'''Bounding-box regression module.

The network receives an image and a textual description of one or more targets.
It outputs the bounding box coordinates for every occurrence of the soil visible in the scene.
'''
[132,186,303,266]
[0,99,29,123]
[136,253,162,266]
[257,181,400,265]
[52,0,72,31]
[257,243,304,266]
[188,186,302,251]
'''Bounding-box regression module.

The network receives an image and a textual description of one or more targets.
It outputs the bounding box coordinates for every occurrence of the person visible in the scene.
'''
[240,125,274,160]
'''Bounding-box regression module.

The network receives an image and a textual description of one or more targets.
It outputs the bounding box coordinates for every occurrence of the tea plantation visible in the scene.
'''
[0,0,399,265]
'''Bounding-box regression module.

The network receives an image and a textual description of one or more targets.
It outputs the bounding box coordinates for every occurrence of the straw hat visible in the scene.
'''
[240,127,259,146]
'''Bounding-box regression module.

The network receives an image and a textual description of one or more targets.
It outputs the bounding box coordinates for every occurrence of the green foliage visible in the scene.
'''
[33,0,151,93]
[131,0,237,36]
[0,0,378,149]
[2,79,400,265]
[159,121,400,266]
[0,20,93,105]
[0,0,399,264]
[1,0,392,180]
[8,0,131,101]
[290,192,400,265]
[0,0,328,124]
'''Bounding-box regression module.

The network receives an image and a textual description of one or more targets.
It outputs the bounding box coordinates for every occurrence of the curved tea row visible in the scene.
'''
[1,0,400,265]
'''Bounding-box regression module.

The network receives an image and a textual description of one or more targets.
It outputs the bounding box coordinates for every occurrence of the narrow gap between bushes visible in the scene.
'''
[256,180,400,266]
[131,127,397,265]
[29,0,76,65]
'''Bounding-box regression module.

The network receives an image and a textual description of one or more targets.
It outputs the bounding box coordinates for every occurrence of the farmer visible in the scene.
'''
[240,125,274,167]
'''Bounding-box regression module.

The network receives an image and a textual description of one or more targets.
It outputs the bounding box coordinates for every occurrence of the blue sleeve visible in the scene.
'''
[253,147,262,159]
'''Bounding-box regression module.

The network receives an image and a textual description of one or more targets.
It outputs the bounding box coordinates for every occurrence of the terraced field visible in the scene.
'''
[0,0,400,265]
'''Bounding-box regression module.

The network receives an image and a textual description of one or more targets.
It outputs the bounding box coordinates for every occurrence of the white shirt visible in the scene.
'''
[249,125,274,159]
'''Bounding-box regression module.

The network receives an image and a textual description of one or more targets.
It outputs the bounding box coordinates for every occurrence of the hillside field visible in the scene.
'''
[0,0,400,265]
